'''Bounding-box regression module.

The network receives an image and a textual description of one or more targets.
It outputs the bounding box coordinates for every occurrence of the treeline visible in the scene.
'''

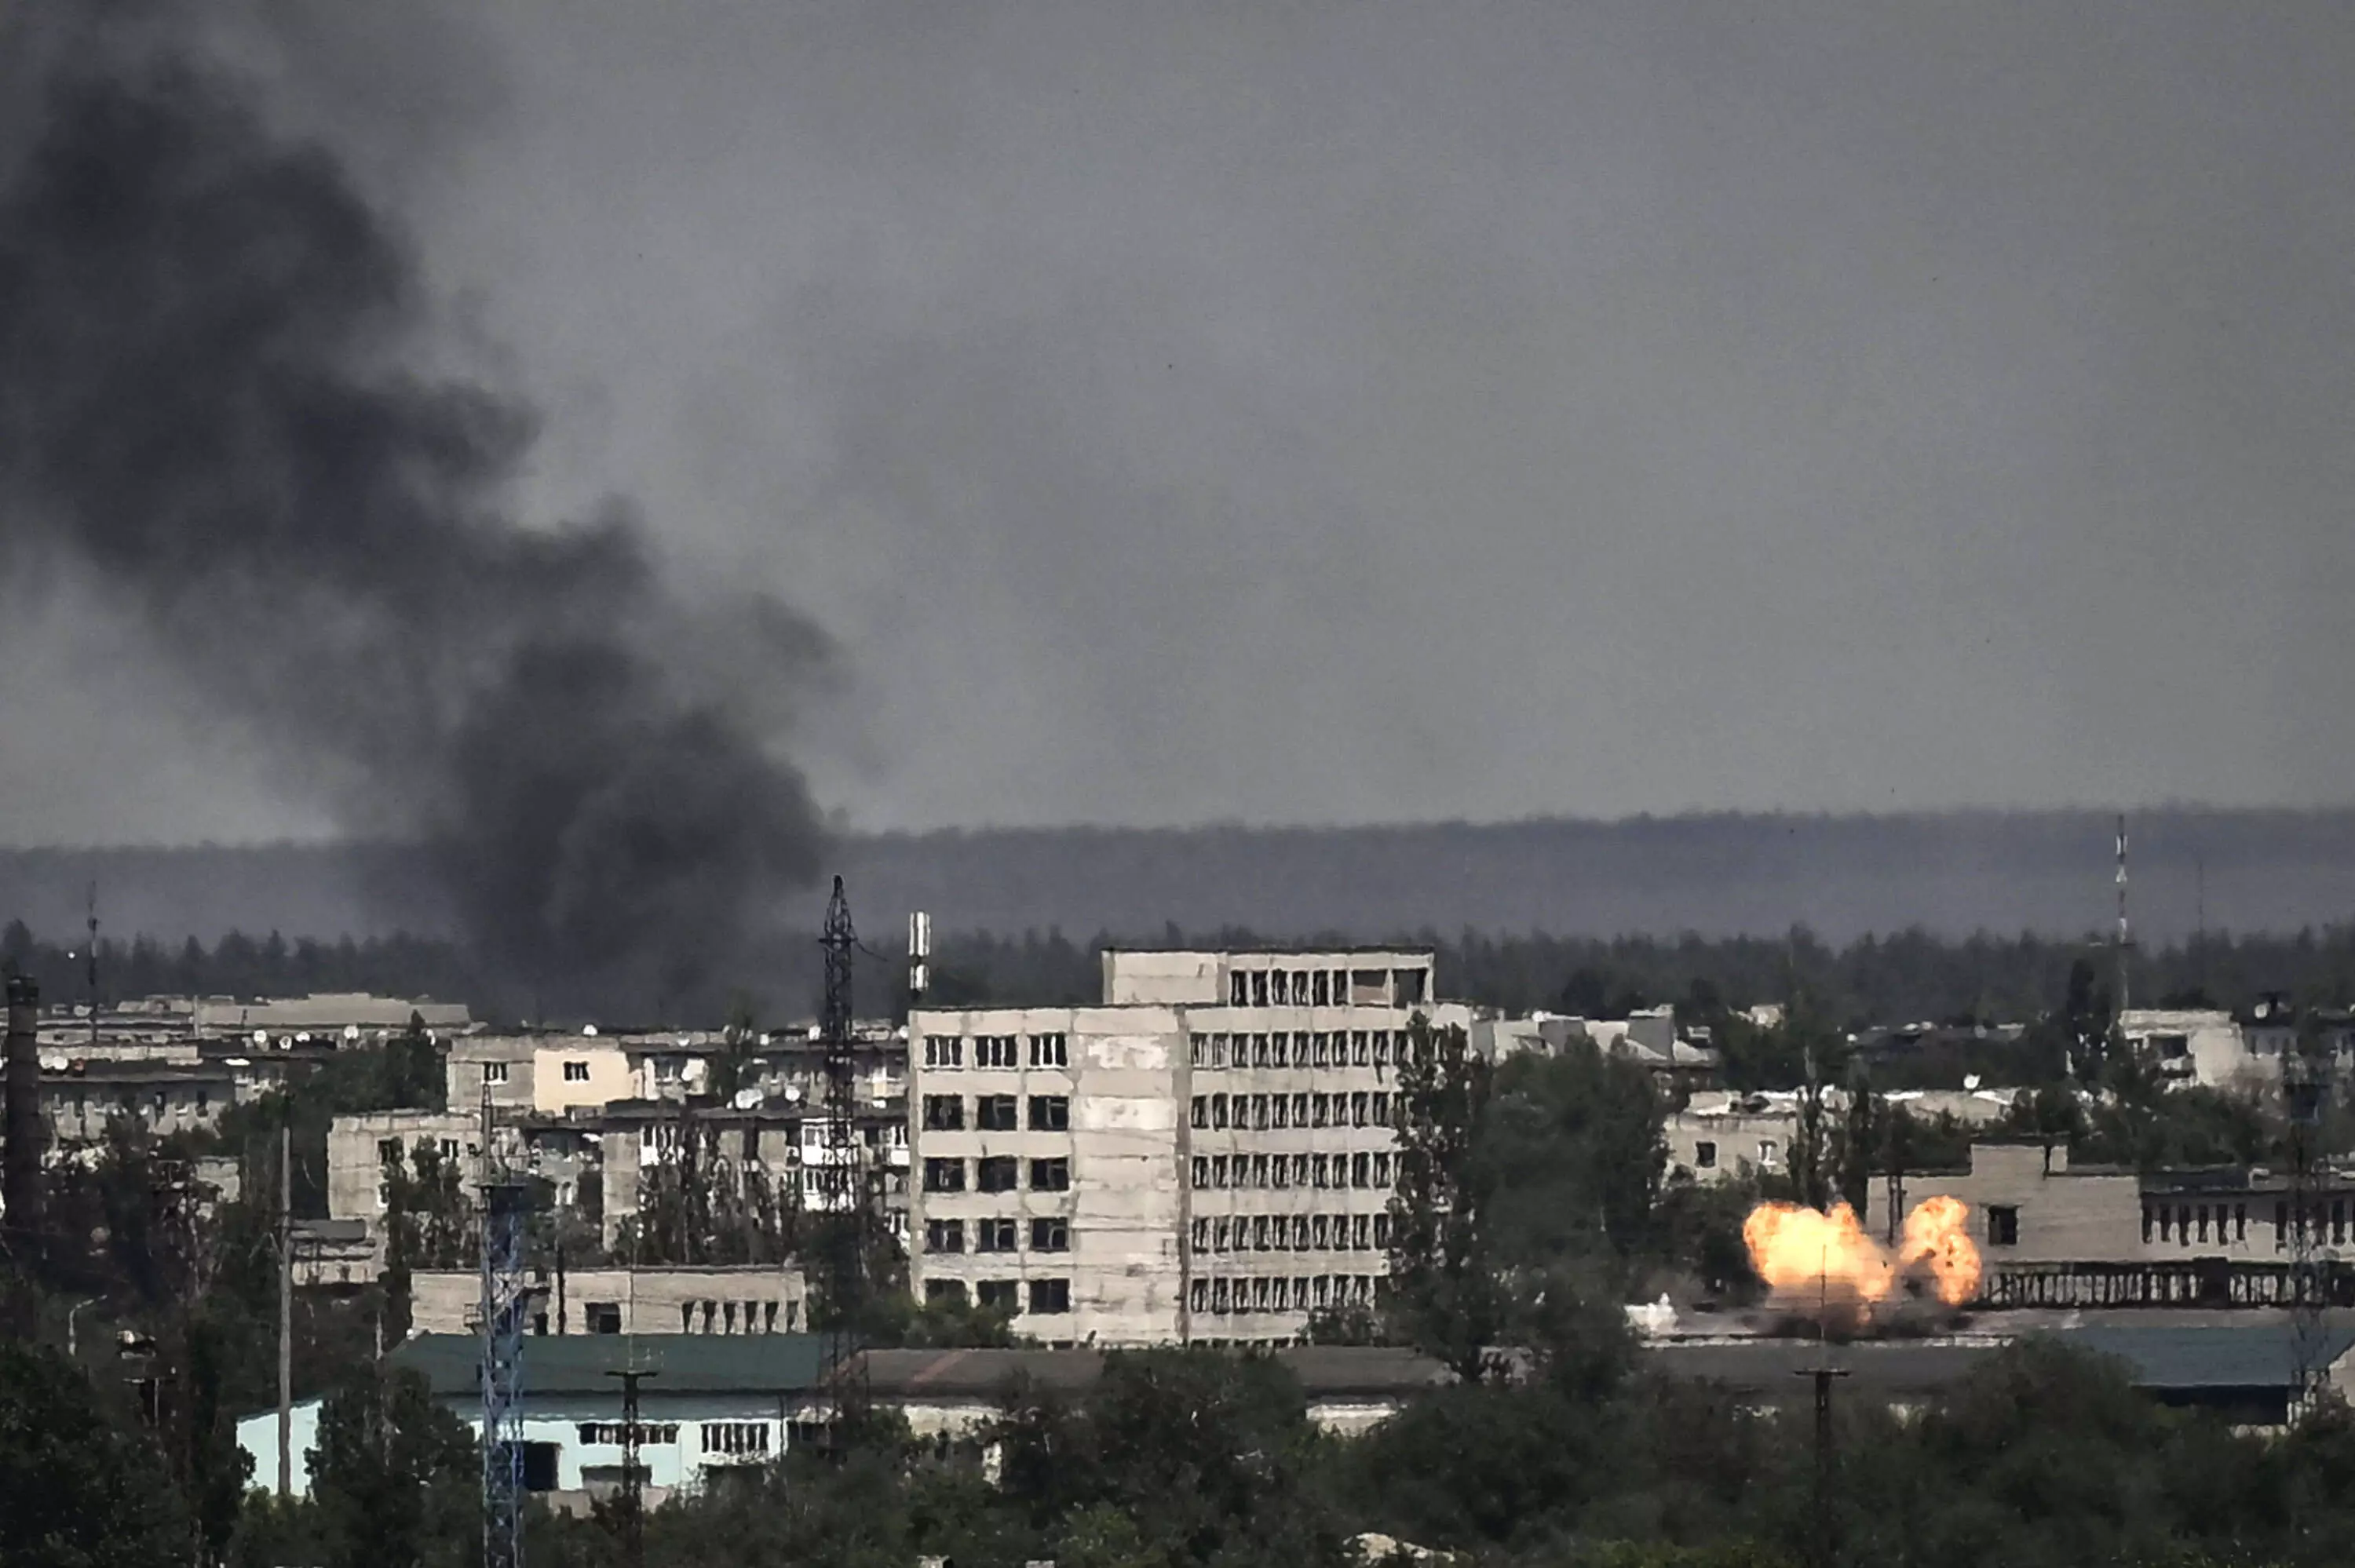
[16,917,2355,1028]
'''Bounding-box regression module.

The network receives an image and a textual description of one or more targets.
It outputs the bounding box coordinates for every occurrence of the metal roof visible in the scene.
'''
[856,1345,1451,1400]
[2058,1324,2355,1390]
[390,1333,835,1396]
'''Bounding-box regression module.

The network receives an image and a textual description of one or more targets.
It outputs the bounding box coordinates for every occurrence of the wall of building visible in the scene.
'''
[532,1045,634,1115]
[1863,1144,2145,1264]
[908,950,1464,1348]
[407,1265,810,1337]
[325,1110,481,1223]
[1665,1107,1796,1184]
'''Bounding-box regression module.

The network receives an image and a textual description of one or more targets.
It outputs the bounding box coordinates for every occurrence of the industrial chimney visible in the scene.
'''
[3,975,42,1256]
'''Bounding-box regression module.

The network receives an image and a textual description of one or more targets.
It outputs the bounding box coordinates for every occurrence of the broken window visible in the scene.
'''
[1191,1096,1208,1129]
[1032,1216,1070,1252]
[923,1158,966,1193]
[1313,1215,1331,1249]
[1212,1093,1229,1129]
[1031,1157,1071,1191]
[1272,1096,1291,1129]
[922,1095,966,1131]
[1350,1092,1368,1127]
[1373,1212,1391,1249]
[1394,968,1428,1005]
[1272,970,1291,1005]
[1191,1034,1207,1068]
[977,1157,1019,1193]
[977,1280,1020,1311]
[1029,1278,1071,1314]
[1373,1032,1391,1068]
[1192,1157,1210,1189]
[1313,972,1331,1005]
[1212,1034,1230,1069]
[1696,1141,1718,1170]
[1251,1154,1269,1187]
[1987,1205,2020,1247]
[976,1217,1017,1252]
[1292,971,1310,1002]
[1191,1278,1210,1311]
[926,1219,966,1253]
[1212,1155,1229,1187]
[1253,1216,1270,1251]
[927,1278,969,1305]
[977,1094,1019,1130]
[1291,1154,1309,1187]
[1313,1034,1331,1068]
[586,1302,622,1335]
[1028,1096,1070,1132]
[1251,971,1269,1007]
[1351,1152,1371,1188]
[1373,1153,1392,1186]
[1312,1095,1330,1128]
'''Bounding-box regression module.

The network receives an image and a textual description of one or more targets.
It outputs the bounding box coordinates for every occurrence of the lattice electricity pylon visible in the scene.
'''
[816,877,871,1432]
[480,1174,535,1568]
[2286,1042,2335,1419]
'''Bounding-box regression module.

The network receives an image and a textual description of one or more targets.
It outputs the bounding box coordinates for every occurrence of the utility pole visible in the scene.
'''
[605,1367,656,1568]
[278,1118,294,1499]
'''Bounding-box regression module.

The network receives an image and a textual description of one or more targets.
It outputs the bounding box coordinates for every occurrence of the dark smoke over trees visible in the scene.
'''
[0,7,828,1016]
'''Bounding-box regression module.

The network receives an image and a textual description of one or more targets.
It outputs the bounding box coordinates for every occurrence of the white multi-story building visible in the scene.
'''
[907,947,1470,1348]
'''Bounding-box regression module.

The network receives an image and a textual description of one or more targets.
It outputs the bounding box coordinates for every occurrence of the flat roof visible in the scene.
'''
[391,1333,836,1396]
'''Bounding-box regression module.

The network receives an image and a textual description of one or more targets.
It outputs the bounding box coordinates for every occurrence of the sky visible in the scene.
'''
[4,1,2353,844]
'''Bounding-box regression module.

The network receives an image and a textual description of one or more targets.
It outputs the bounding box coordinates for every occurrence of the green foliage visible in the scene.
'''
[0,1339,190,1568]
[306,1362,479,1568]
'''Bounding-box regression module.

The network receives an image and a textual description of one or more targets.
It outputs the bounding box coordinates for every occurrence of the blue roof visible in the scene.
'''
[2056,1324,2355,1391]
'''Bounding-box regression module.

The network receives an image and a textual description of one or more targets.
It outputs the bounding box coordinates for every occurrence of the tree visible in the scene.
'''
[309,1362,478,1568]
[1385,1014,1504,1380]
[0,1338,190,1568]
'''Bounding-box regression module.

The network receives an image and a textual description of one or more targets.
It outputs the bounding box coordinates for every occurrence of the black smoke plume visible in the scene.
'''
[0,10,828,1019]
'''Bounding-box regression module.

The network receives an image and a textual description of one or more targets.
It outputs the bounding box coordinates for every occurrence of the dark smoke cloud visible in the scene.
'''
[0,8,829,1016]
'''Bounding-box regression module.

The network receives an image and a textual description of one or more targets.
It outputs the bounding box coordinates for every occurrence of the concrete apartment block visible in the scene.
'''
[909,948,1468,1347]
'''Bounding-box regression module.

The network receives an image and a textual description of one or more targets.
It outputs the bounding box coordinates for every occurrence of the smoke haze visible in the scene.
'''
[0,7,827,1012]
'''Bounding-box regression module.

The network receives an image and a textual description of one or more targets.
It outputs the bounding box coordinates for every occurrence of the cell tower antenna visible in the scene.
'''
[479,1085,531,1568]
[2114,813,2134,1020]
[817,877,871,1438]
[86,881,100,1055]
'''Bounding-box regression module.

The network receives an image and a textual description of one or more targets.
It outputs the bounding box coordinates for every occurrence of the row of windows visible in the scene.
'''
[1192,1212,1389,1254]
[922,1034,1068,1069]
[56,1088,215,1121]
[925,1277,1072,1314]
[1190,1030,1415,1071]
[2138,1198,2355,1250]
[926,1216,1070,1254]
[1192,1090,1391,1131]
[1190,1272,1378,1315]
[1228,966,1427,1008]
[923,1156,1072,1194]
[576,1422,681,1446]
[1191,1150,1391,1191]
[703,1422,771,1456]
[921,1094,1069,1132]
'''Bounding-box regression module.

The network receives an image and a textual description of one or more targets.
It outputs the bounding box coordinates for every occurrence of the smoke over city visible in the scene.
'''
[0,9,828,1016]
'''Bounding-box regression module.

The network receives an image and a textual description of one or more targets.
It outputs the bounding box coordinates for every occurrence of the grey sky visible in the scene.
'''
[5,1,2353,844]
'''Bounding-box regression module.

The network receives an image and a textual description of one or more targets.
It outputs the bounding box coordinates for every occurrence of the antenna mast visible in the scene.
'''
[2114,813,2133,1020]
[86,882,100,1056]
[817,878,871,1434]
[479,1085,531,1568]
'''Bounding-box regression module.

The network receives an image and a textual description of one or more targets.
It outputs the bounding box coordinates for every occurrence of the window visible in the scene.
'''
[977,1094,1019,1130]
[926,1278,969,1305]
[482,1062,509,1085]
[1395,968,1428,1004]
[1313,971,1331,1005]
[1212,1093,1229,1129]
[1192,1217,1210,1250]
[1251,971,1269,1006]
[1695,1141,1718,1170]
[1313,1034,1331,1068]
[977,1035,1018,1068]
[1373,1152,1392,1186]
[1030,1033,1068,1067]
[1350,1092,1368,1128]
[1373,1213,1391,1248]
[1351,1152,1371,1188]
[1191,1096,1207,1129]
[978,1156,1020,1193]
[1373,1032,1392,1068]
[440,1138,460,1163]
[1313,1215,1331,1249]
[1272,1096,1291,1129]
[1758,1140,1779,1166]
[1987,1205,2020,1247]
[563,1060,590,1083]
[1231,971,1249,1005]
[926,1218,966,1254]
[923,1035,965,1069]
[378,1138,402,1165]
[1251,1154,1269,1188]
[1192,1157,1210,1190]
[1213,1034,1230,1068]
[922,1095,966,1131]
[923,1158,966,1193]
[976,1217,1018,1252]
[1312,1095,1330,1129]
[1028,1096,1070,1132]
[586,1302,623,1335]
[1212,1156,1230,1187]
[977,1280,1020,1311]
[703,1422,770,1457]
[1192,1277,1210,1311]
[579,1423,680,1446]
[1031,1216,1071,1252]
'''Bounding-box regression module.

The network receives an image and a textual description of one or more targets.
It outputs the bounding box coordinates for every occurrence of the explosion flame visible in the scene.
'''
[1743,1195,1981,1312]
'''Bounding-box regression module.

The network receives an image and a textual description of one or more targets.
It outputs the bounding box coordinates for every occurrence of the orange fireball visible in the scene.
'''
[1744,1196,1984,1311]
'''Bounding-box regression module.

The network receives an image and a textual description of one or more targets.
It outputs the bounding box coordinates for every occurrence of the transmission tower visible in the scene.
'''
[2286,1029,2334,1418]
[816,877,871,1433]
[479,1087,532,1568]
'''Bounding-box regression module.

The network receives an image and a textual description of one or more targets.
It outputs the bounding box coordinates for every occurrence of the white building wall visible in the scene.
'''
[909,950,1463,1348]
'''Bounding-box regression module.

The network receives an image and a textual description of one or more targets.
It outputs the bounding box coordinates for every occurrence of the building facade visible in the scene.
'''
[907,948,1469,1347]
